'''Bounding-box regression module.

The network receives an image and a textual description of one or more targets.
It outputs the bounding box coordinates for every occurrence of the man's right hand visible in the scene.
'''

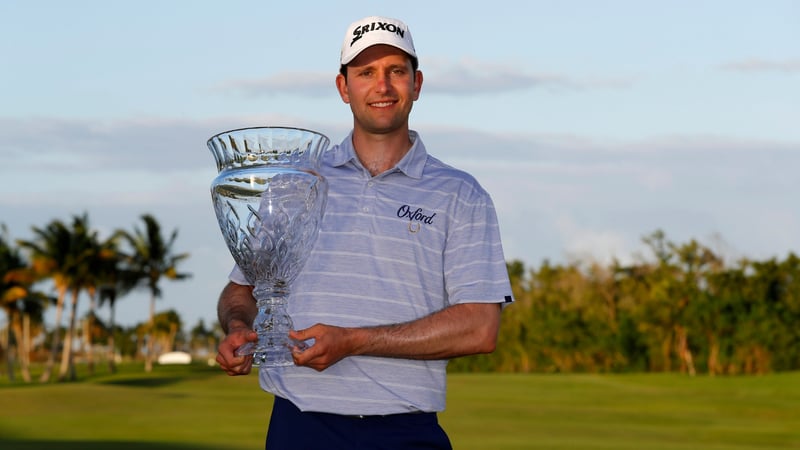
[216,328,258,376]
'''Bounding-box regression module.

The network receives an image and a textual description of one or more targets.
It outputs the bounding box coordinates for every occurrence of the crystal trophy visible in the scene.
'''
[207,127,328,366]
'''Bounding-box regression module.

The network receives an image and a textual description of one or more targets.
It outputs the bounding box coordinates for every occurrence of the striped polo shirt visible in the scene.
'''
[230,130,513,415]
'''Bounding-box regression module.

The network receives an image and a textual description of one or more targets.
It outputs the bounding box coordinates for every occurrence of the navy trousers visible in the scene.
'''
[265,396,453,449]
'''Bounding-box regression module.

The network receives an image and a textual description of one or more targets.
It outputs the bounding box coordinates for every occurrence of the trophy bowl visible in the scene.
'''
[207,127,328,367]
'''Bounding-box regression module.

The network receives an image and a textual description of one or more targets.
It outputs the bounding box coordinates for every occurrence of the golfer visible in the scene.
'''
[216,15,513,449]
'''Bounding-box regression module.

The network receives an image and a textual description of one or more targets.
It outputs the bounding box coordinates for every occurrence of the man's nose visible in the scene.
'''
[375,71,391,93]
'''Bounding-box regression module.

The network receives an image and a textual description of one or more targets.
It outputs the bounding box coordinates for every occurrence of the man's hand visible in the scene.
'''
[216,327,258,376]
[216,282,258,376]
[289,324,358,372]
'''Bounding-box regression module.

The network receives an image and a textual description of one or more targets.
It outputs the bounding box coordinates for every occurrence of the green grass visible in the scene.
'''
[1,366,799,449]
[442,373,800,449]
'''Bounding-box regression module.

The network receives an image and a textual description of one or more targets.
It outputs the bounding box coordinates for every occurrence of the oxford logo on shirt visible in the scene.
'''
[397,204,436,233]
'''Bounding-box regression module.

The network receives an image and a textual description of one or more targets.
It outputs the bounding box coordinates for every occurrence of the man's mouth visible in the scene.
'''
[370,100,396,108]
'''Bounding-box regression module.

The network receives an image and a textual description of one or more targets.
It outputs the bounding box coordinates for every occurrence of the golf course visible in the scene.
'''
[1,364,798,449]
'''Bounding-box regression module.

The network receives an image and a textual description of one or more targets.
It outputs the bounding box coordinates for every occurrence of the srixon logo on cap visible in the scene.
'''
[350,21,406,46]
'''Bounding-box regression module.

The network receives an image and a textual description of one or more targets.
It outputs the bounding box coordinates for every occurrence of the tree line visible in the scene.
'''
[0,213,192,383]
[5,218,799,380]
[451,230,800,375]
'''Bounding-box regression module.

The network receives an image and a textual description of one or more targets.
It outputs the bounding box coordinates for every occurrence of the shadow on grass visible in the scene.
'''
[0,439,240,450]
[93,364,221,388]
[97,376,185,388]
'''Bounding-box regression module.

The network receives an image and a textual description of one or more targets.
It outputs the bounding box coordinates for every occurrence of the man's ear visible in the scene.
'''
[413,70,423,101]
[336,73,350,104]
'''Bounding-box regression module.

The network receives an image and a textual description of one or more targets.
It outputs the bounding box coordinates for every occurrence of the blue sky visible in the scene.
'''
[1,1,798,330]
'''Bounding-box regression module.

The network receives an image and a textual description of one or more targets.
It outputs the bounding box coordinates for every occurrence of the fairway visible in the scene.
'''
[1,366,798,449]
[442,373,800,449]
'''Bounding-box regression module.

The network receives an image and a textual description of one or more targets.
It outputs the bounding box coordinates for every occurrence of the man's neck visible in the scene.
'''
[351,128,414,177]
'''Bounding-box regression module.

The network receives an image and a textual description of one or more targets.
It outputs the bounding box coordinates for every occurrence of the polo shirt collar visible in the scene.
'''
[331,130,427,179]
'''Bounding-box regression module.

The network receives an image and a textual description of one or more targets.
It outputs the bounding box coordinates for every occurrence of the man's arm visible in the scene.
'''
[289,302,502,372]
[215,281,259,375]
[217,281,257,334]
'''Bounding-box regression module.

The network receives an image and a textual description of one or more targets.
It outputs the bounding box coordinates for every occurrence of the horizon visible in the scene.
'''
[1,0,798,330]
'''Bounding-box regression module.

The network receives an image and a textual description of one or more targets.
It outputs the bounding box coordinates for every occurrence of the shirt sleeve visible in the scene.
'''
[228,264,250,286]
[443,183,514,306]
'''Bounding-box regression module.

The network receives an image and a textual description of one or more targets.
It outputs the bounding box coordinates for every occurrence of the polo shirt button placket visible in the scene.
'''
[363,180,375,214]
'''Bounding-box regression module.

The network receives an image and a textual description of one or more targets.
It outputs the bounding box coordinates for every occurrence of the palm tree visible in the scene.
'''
[17,219,75,383]
[152,309,183,354]
[1,225,30,381]
[117,214,190,372]
[96,243,139,373]
[2,225,52,383]
[73,225,122,376]
[189,319,218,360]
[55,213,102,381]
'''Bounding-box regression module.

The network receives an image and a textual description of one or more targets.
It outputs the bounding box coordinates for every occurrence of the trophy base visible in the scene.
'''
[235,332,307,367]
[252,348,295,367]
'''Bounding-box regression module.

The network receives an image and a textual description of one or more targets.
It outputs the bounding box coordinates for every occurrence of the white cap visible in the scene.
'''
[340,16,417,66]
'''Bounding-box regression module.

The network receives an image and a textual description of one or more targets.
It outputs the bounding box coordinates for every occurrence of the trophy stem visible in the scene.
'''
[243,282,296,367]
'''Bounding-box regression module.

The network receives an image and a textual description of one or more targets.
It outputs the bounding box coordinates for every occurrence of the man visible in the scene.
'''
[215,15,513,449]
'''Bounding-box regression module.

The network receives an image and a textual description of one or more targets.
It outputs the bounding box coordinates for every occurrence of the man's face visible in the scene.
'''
[336,45,422,136]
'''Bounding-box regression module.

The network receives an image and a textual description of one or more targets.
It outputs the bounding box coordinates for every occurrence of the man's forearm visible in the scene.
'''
[217,282,257,334]
[350,302,502,360]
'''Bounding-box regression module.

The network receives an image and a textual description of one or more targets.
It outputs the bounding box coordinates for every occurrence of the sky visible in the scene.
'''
[1,1,798,332]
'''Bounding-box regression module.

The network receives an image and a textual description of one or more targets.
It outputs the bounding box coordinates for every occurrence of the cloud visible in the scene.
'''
[0,117,218,172]
[421,57,634,95]
[5,116,795,202]
[554,215,634,265]
[0,115,338,173]
[4,117,796,180]
[213,72,335,97]
[3,118,797,209]
[416,126,800,265]
[422,127,799,170]
[720,58,800,73]
[210,57,634,98]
